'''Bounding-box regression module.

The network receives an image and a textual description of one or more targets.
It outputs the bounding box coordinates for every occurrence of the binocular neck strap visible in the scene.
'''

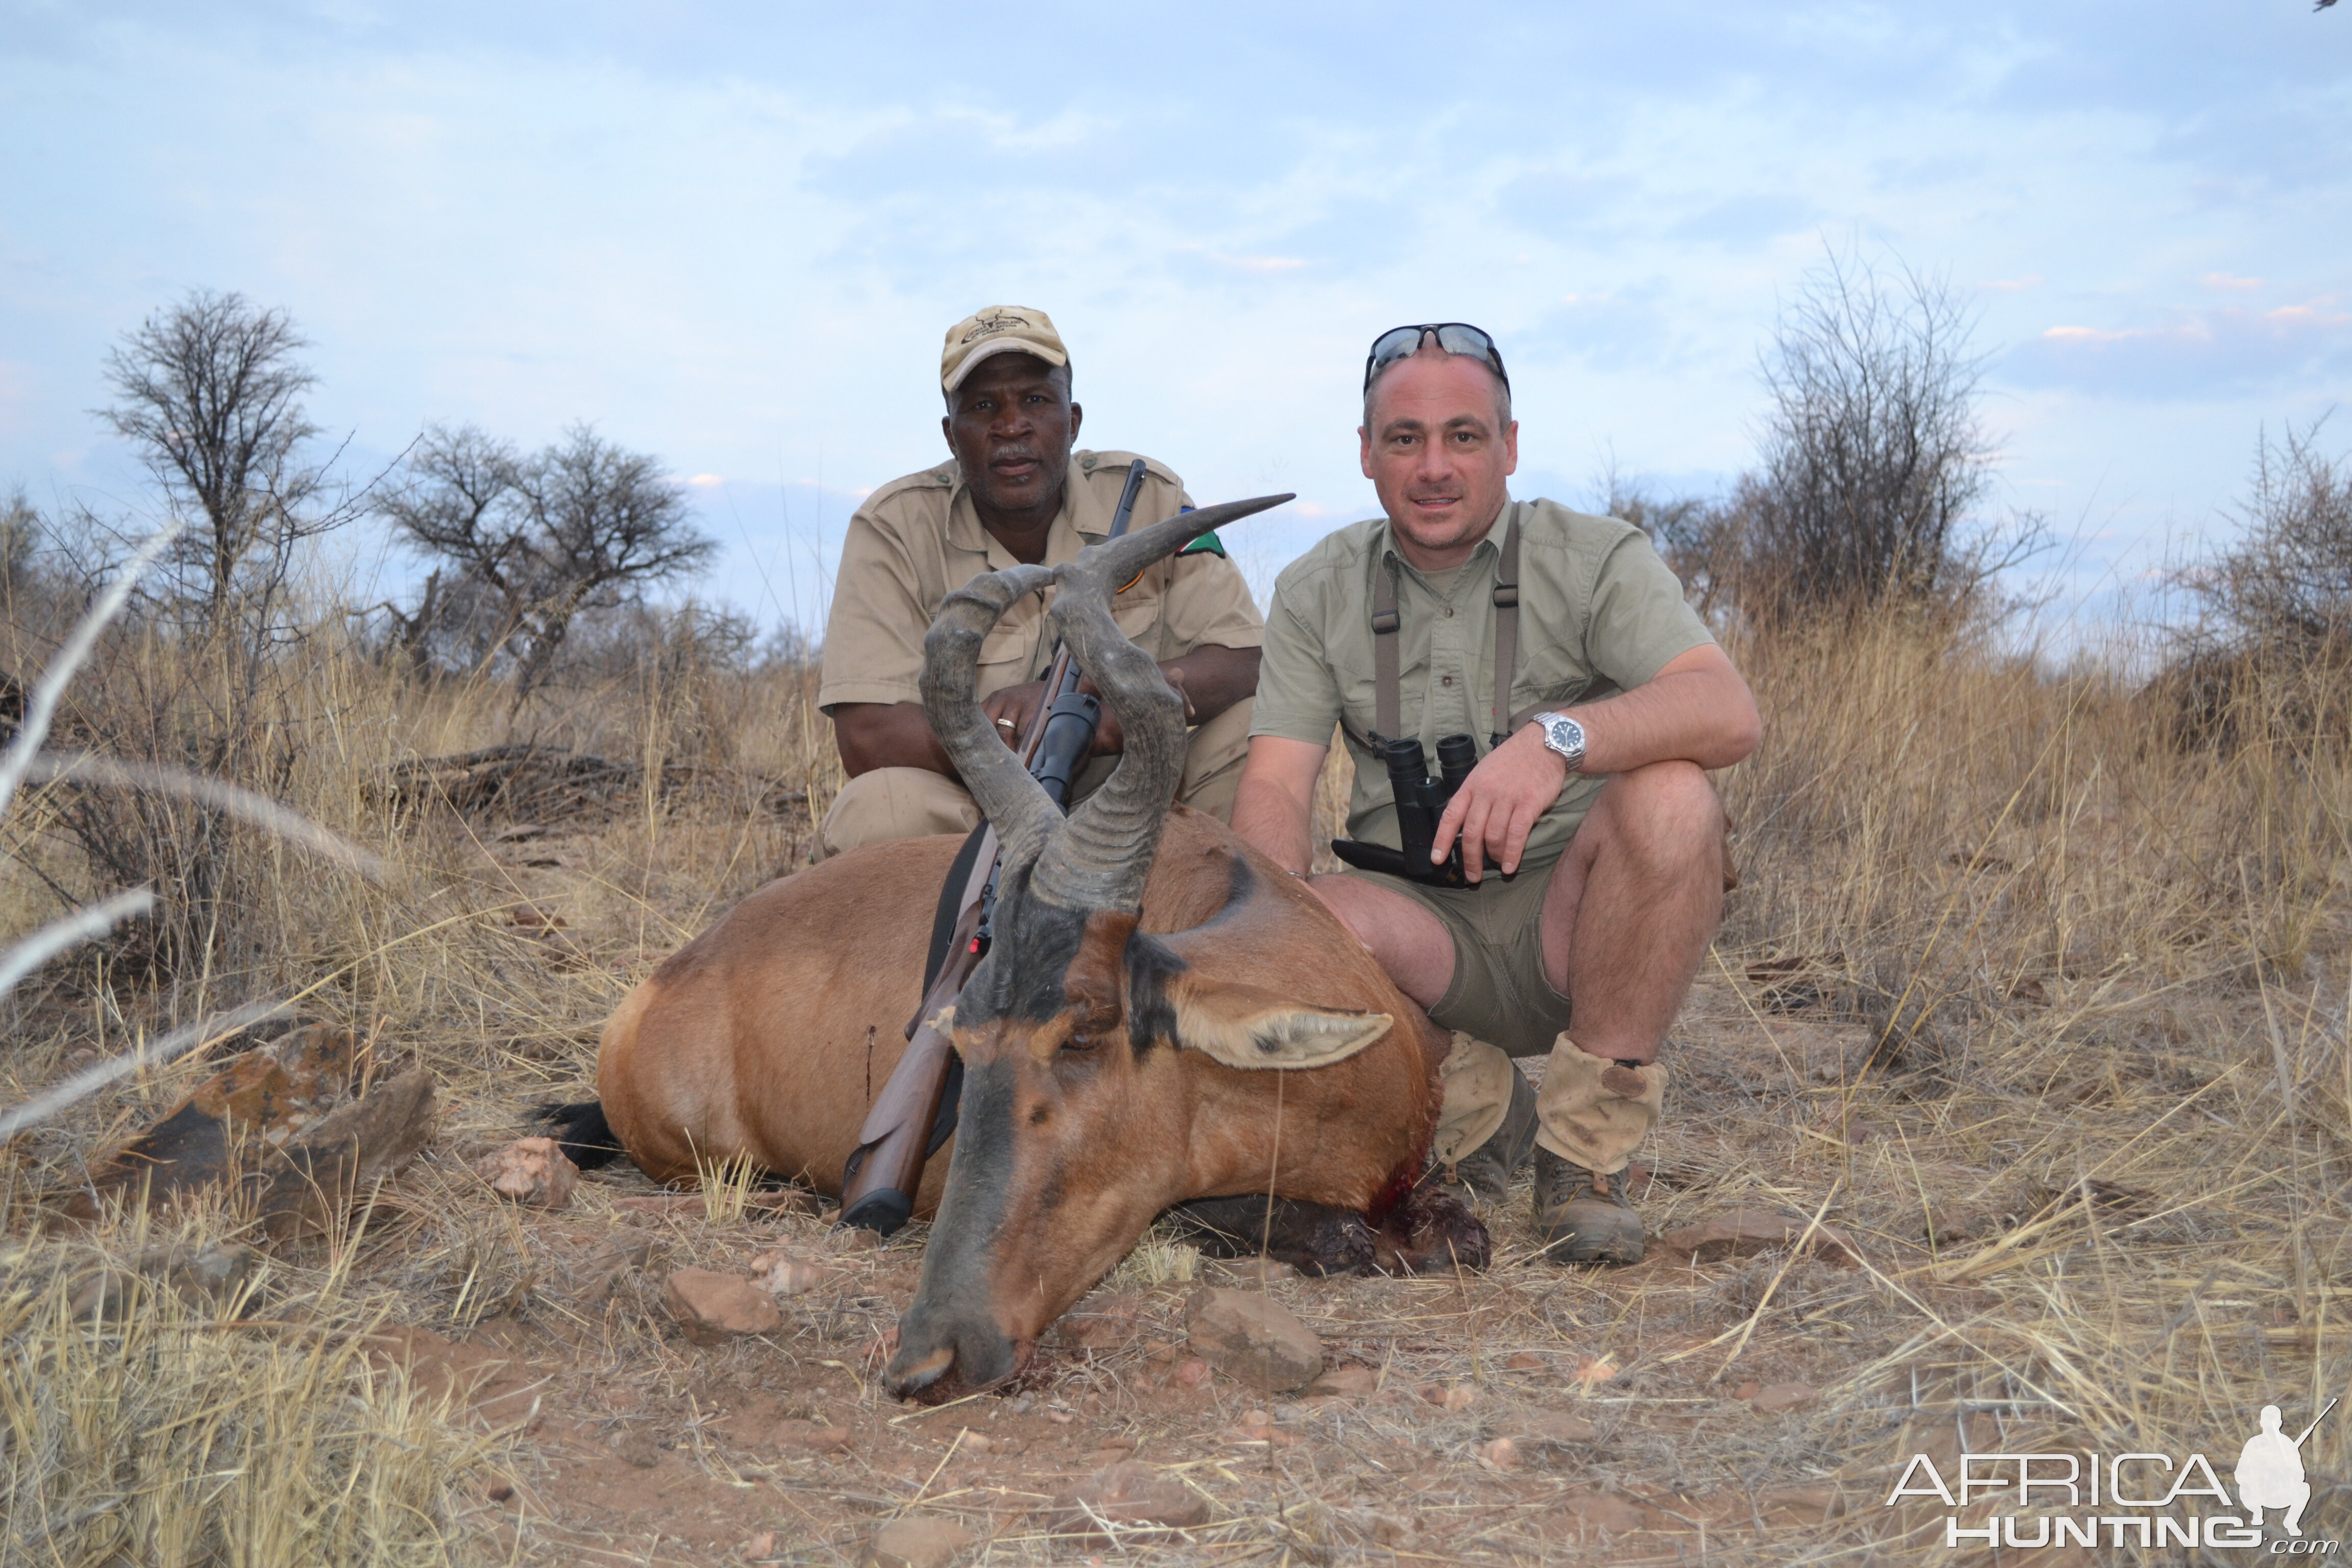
[1371,507,1523,753]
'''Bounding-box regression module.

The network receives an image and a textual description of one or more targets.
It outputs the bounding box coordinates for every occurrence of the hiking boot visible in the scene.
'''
[1533,1146,1646,1264]
[1432,1058,1538,1209]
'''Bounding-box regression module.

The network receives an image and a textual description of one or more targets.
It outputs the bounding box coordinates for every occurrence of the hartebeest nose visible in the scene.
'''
[884,1303,1021,1401]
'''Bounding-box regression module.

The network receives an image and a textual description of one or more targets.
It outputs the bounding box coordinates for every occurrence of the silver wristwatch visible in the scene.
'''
[1530,710,1586,772]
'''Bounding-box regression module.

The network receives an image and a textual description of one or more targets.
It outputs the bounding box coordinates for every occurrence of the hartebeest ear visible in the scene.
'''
[1167,977,1393,1071]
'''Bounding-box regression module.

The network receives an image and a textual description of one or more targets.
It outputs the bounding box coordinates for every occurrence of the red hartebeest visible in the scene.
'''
[570,500,1486,1401]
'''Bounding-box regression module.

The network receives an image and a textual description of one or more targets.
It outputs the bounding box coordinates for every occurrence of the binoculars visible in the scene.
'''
[1330,733,1486,888]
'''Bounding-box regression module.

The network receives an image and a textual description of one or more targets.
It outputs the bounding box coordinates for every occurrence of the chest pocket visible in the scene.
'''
[1110,572,1167,654]
[1510,611,1604,715]
[973,579,1167,698]
[975,611,1049,698]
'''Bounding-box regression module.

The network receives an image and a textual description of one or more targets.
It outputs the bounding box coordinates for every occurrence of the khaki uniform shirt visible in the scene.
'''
[1252,497,1713,865]
[817,450,1265,712]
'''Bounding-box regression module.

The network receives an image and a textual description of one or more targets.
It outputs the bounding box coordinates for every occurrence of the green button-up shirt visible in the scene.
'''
[1251,497,1713,865]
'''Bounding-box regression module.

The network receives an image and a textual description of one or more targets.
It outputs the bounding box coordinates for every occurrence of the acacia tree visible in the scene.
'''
[98,291,355,646]
[1734,250,2006,621]
[38,291,371,989]
[379,423,717,698]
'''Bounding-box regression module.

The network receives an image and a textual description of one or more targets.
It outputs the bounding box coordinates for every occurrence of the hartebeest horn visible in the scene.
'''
[920,562,1060,869]
[1029,494,1293,912]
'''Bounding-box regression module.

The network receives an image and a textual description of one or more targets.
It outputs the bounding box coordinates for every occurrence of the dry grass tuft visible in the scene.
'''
[1,1207,507,1565]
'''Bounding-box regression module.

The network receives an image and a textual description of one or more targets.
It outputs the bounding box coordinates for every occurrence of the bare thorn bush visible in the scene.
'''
[377,423,718,703]
[2163,415,2352,752]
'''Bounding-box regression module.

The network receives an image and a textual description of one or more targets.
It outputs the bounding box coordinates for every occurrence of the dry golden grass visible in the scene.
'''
[0,599,2343,1563]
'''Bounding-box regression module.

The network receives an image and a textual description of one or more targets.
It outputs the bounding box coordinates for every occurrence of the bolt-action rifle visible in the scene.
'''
[836,458,1153,1236]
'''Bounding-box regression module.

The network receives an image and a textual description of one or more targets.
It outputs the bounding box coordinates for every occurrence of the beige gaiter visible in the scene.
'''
[1431,1033,1517,1167]
[1534,1034,1665,1175]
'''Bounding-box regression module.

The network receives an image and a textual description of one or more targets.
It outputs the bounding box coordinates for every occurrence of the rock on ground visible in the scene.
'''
[747,1247,826,1298]
[1047,1460,1212,1535]
[1184,1287,1323,1392]
[475,1137,579,1208]
[1750,1380,1819,1414]
[863,1516,972,1568]
[1305,1364,1377,1398]
[770,1421,854,1453]
[664,1267,781,1344]
[69,1023,358,1213]
[1656,1208,1862,1266]
[1203,1256,1296,1286]
[251,1071,438,1240]
[571,1233,655,1302]
[606,1427,662,1468]
[1565,1490,1648,1534]
[1521,1411,1599,1448]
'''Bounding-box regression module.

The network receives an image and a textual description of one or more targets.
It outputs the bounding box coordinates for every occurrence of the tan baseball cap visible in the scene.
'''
[940,306,1069,392]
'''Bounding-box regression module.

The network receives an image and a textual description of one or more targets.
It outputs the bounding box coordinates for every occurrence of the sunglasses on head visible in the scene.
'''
[1362,323,1510,393]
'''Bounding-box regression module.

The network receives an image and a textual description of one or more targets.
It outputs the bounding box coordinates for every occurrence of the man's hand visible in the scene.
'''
[979,678,1132,756]
[979,680,1050,751]
[979,654,1225,758]
[1431,723,1569,881]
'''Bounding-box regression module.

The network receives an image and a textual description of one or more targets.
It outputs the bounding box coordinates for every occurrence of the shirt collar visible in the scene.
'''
[1378,497,1514,576]
[946,457,1093,569]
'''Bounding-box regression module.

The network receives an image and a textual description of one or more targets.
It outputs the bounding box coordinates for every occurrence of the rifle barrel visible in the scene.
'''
[1013,457,1149,765]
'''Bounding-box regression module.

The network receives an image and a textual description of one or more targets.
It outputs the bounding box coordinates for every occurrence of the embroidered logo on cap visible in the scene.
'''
[960,312,1031,345]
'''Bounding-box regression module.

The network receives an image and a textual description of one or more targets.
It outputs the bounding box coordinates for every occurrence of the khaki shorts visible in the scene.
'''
[818,699,1254,857]
[1337,838,1578,1060]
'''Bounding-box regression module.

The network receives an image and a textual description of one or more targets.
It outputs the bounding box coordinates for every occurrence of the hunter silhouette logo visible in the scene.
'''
[1886,1398,2340,1551]
[2238,1400,2336,1537]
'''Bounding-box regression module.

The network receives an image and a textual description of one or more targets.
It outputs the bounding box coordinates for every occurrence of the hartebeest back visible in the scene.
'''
[585,500,1486,1402]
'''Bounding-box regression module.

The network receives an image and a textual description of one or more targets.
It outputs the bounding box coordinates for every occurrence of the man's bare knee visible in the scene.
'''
[1592,761,1724,872]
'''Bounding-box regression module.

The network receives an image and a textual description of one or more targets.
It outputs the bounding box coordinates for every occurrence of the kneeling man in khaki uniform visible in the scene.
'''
[1232,323,1761,1264]
[818,307,1265,854]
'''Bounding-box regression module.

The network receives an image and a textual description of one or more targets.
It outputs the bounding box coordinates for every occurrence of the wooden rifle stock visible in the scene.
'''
[837,895,986,1234]
[836,458,1150,1235]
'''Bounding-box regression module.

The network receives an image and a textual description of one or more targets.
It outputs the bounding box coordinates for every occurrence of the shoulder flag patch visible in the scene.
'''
[1179,530,1227,559]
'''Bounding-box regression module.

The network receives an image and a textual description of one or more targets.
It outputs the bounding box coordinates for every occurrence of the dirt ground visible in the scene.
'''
[308,949,2320,1564]
[371,984,1873,1566]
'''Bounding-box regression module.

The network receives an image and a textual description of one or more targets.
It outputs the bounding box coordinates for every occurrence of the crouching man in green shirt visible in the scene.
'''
[1230,324,1761,1265]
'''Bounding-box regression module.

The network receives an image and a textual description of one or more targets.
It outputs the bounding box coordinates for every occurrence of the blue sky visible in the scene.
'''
[3,2,2345,636]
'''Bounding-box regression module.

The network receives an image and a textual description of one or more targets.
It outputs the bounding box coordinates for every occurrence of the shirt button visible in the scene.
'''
[1441,675,1454,687]
[1442,607,1454,617]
